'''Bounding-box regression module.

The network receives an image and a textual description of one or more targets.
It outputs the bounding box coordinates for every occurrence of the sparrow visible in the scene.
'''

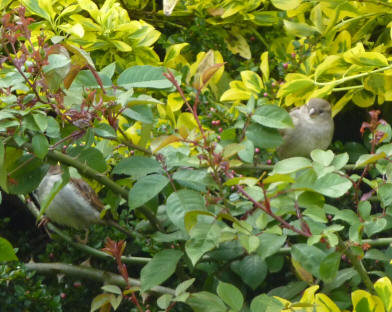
[277,98,334,159]
[35,165,133,237]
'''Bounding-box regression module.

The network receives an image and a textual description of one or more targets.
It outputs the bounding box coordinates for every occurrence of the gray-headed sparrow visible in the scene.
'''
[36,166,132,237]
[277,98,334,159]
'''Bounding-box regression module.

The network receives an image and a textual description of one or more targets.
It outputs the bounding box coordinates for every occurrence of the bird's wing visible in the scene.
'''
[71,178,105,211]
[279,106,304,136]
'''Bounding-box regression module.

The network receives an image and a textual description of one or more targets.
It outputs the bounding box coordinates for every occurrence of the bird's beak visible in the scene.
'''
[308,107,316,117]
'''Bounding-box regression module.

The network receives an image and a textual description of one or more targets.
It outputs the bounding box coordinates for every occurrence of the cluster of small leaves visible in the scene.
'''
[0,264,62,311]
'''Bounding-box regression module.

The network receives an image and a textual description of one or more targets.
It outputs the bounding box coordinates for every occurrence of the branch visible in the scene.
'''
[337,238,374,293]
[24,262,175,295]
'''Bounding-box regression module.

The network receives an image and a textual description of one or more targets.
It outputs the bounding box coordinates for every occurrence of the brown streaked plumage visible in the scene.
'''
[36,165,133,237]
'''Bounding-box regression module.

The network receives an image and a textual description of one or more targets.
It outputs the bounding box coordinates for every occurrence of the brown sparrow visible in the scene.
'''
[277,98,334,159]
[36,166,132,237]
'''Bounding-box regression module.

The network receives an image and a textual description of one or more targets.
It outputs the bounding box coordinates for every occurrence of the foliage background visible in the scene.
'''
[2,0,392,311]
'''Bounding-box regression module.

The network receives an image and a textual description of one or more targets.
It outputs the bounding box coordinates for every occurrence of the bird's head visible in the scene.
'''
[307,98,332,120]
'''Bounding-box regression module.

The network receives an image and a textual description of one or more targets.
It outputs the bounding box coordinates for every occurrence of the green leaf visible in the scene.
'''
[238,255,267,290]
[238,139,254,163]
[358,201,371,220]
[43,54,70,73]
[323,268,357,293]
[364,218,387,237]
[187,292,227,312]
[184,210,215,233]
[312,173,352,198]
[71,147,107,172]
[46,117,60,138]
[32,113,48,132]
[256,233,286,260]
[117,66,181,89]
[239,234,260,254]
[175,278,195,296]
[217,281,244,311]
[208,241,244,261]
[94,123,116,138]
[0,141,7,192]
[331,153,349,170]
[122,106,153,124]
[266,254,285,273]
[250,294,284,312]
[140,249,183,292]
[246,124,282,149]
[128,174,169,210]
[0,237,18,261]
[267,281,308,299]
[223,143,245,159]
[378,183,392,208]
[291,244,326,279]
[8,157,47,194]
[364,249,389,262]
[112,156,162,179]
[166,189,206,230]
[273,157,312,174]
[310,149,334,166]
[157,294,173,309]
[71,70,112,88]
[32,134,49,160]
[252,105,294,129]
[185,223,221,265]
[173,169,214,192]
[319,252,341,283]
[101,284,122,295]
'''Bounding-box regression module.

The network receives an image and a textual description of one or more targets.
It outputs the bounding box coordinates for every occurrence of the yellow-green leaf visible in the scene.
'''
[271,0,302,10]
[300,285,319,303]
[284,20,320,37]
[220,88,252,102]
[352,89,375,108]
[315,294,341,312]
[355,152,386,168]
[221,2,244,18]
[225,31,251,60]
[262,173,295,184]
[77,0,99,20]
[277,79,315,98]
[291,258,313,283]
[314,55,347,80]
[374,277,392,312]
[344,51,388,67]
[241,71,263,94]
[164,43,189,67]
[224,177,258,187]
[110,40,132,52]
[22,0,52,21]
[167,93,184,112]
[260,52,269,82]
